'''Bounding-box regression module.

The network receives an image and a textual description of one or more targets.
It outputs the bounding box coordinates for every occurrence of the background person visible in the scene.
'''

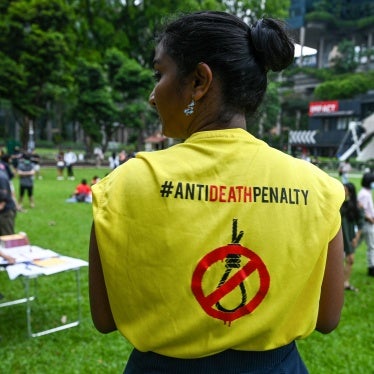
[91,175,100,186]
[64,148,77,180]
[66,178,92,203]
[17,153,35,209]
[0,153,19,210]
[357,172,374,277]
[118,150,127,165]
[0,177,17,236]
[10,146,22,171]
[341,182,364,291]
[89,11,345,373]
[108,152,119,170]
[94,147,104,168]
[339,159,352,184]
[0,152,14,181]
[30,149,42,179]
[56,151,65,180]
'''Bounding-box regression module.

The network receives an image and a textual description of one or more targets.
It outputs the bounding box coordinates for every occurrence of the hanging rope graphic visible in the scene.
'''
[215,219,247,312]
[191,218,270,324]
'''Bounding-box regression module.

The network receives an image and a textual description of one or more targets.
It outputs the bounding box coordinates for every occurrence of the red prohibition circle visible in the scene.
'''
[191,244,270,323]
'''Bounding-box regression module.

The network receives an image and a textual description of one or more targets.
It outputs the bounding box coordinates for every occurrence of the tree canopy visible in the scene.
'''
[0,0,291,151]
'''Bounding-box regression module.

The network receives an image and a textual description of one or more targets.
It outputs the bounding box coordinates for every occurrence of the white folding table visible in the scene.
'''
[0,246,88,338]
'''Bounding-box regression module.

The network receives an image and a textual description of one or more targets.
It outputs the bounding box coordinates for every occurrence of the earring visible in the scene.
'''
[183,99,195,116]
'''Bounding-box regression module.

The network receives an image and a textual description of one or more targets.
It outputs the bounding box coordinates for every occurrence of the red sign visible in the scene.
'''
[309,100,339,116]
[191,244,270,324]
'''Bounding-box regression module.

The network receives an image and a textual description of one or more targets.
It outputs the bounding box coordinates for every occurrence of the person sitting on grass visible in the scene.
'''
[91,176,101,186]
[66,179,92,203]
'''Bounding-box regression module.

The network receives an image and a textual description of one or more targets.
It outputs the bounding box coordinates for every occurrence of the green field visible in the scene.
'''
[0,166,373,373]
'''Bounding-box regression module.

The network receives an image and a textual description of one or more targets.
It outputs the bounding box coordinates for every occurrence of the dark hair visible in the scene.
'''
[361,172,374,188]
[157,11,294,119]
[0,189,8,203]
[1,154,10,163]
[342,183,360,222]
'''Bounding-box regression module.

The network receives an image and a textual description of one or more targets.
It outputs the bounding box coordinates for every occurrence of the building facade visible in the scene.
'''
[287,0,374,160]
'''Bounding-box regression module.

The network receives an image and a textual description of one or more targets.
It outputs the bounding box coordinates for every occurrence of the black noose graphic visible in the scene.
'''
[215,219,247,312]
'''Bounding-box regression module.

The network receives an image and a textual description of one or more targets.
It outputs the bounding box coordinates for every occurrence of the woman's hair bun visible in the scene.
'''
[249,18,295,72]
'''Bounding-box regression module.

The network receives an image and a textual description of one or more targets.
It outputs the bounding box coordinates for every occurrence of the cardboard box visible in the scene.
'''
[0,233,29,248]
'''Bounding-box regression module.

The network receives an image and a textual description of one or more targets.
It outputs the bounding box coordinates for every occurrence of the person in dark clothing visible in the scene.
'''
[17,153,35,209]
[0,173,17,235]
[341,182,364,291]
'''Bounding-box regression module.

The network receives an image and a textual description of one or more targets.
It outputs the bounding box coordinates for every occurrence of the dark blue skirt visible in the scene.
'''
[124,341,308,373]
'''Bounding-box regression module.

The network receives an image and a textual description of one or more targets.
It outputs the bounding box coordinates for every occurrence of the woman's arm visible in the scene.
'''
[316,227,344,333]
[0,250,16,264]
[89,223,117,333]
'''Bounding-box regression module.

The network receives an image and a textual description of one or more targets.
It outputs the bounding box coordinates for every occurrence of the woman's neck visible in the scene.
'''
[187,113,246,137]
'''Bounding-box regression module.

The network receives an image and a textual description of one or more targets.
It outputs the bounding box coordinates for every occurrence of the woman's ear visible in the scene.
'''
[192,62,213,101]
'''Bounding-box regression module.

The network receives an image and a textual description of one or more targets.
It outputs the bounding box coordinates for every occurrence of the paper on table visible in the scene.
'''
[0,245,59,265]
[39,257,88,275]
[5,263,44,280]
[4,256,88,279]
[33,257,67,267]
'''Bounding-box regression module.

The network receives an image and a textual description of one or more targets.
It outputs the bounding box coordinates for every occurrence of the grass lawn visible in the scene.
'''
[0,166,373,373]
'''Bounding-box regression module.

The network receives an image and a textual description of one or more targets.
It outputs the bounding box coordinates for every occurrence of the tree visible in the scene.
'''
[70,0,128,59]
[0,0,76,149]
[330,40,359,74]
[1,0,295,148]
[314,72,374,100]
[247,80,286,147]
[224,0,290,23]
[104,48,155,150]
[73,59,118,153]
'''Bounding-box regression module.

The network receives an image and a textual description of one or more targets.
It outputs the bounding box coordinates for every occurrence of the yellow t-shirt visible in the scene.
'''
[92,128,344,359]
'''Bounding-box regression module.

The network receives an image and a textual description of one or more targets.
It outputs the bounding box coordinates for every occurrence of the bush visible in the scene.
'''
[314,73,374,100]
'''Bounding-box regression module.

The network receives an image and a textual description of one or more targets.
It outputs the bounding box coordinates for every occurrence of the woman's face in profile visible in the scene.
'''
[149,44,191,138]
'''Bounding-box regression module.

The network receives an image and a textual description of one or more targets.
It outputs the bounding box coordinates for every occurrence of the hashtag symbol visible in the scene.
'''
[160,181,174,197]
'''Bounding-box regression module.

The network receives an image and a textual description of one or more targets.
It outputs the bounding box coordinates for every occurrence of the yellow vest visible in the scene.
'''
[92,129,344,358]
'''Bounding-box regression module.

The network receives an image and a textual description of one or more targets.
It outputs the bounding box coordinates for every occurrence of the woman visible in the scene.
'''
[108,152,119,170]
[56,151,65,180]
[341,182,363,291]
[89,11,345,373]
[73,178,92,203]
